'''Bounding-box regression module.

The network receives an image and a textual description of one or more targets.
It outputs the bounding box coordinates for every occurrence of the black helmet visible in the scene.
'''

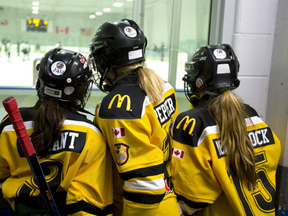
[183,44,240,104]
[36,48,93,109]
[88,18,147,92]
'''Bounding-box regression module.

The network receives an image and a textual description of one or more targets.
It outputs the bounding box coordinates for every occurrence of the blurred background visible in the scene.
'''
[0,0,210,89]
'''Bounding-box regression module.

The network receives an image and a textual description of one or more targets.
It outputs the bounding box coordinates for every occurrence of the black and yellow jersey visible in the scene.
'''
[94,74,180,216]
[0,107,113,216]
[171,104,281,216]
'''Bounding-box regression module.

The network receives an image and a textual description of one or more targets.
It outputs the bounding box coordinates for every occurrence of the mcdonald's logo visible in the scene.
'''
[176,116,196,135]
[108,94,131,111]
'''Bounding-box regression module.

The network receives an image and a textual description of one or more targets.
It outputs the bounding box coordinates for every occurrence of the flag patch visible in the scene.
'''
[112,127,126,138]
[171,147,185,159]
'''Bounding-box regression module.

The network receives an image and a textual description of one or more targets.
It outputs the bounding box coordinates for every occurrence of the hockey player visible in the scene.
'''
[0,48,113,215]
[171,44,281,215]
[89,19,181,216]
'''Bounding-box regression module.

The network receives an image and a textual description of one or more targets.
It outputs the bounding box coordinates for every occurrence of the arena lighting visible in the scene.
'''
[32,10,39,14]
[89,14,96,18]
[113,2,123,7]
[32,1,39,5]
[32,6,39,10]
[103,8,111,12]
[95,12,103,16]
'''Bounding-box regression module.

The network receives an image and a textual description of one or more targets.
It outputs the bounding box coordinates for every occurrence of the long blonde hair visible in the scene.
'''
[112,61,165,103]
[208,90,258,190]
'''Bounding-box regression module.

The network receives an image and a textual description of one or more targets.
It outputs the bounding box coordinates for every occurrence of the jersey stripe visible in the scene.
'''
[123,190,165,204]
[176,194,211,209]
[119,164,164,181]
[63,120,103,138]
[66,200,113,215]
[3,120,103,138]
[179,202,198,215]
[141,82,174,118]
[197,116,265,147]
[124,178,165,191]
[3,121,33,131]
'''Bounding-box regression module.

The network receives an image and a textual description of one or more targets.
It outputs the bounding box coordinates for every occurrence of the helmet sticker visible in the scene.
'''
[196,78,203,88]
[217,64,230,74]
[213,49,226,59]
[128,49,143,60]
[66,78,72,83]
[64,86,75,95]
[51,61,66,76]
[124,26,137,38]
[44,86,62,98]
[79,55,88,69]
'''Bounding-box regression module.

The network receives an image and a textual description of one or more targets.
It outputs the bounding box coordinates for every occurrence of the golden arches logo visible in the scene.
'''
[176,116,196,135]
[108,94,131,111]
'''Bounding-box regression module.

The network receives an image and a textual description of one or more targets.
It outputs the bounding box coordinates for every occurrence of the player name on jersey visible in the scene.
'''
[154,94,176,125]
[17,130,86,157]
[213,127,275,158]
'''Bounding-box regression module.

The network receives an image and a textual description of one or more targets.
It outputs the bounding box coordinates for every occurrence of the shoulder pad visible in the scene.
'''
[99,85,146,119]
[173,108,215,147]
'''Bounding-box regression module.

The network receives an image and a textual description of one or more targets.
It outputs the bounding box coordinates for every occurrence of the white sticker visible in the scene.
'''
[51,61,66,76]
[64,86,75,95]
[213,49,226,59]
[124,26,137,38]
[128,49,143,60]
[44,86,62,98]
[217,64,230,74]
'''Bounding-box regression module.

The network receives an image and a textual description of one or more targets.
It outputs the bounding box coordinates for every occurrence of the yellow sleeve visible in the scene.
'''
[95,115,165,216]
[64,129,113,216]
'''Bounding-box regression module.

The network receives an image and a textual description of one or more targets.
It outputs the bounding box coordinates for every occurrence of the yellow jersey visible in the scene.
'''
[171,104,281,216]
[94,74,180,216]
[0,107,113,215]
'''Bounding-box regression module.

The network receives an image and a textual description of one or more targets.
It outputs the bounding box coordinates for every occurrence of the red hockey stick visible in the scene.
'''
[2,96,60,216]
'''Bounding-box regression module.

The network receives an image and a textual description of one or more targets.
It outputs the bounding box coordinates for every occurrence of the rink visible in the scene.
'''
[0,49,187,89]
[0,49,190,120]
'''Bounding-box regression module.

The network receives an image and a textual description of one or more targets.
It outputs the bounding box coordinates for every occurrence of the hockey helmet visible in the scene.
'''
[183,44,240,103]
[36,48,93,109]
[88,18,147,92]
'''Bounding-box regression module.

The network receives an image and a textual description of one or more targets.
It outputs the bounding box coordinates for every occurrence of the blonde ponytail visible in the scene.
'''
[115,61,165,104]
[208,91,258,190]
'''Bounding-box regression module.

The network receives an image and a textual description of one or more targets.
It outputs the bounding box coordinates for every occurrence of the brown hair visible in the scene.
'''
[112,61,165,104]
[30,100,67,158]
[208,90,258,190]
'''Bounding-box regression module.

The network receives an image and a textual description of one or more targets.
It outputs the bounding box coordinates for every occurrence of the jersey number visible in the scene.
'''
[231,151,275,215]
[17,160,63,197]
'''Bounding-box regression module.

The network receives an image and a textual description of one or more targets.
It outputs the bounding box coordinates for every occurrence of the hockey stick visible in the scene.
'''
[2,96,60,216]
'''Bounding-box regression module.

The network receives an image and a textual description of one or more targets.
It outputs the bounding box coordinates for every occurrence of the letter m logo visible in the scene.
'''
[176,116,196,135]
[108,94,131,111]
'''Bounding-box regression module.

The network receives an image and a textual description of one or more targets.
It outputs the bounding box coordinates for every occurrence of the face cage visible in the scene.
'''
[88,54,107,92]
[183,75,194,104]
[77,78,93,109]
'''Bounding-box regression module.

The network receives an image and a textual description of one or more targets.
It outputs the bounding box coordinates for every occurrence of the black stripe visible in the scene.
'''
[123,190,165,204]
[66,200,113,215]
[230,168,254,216]
[119,164,164,181]
[176,193,211,209]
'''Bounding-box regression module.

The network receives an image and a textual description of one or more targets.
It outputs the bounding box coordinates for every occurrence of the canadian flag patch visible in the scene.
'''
[171,147,185,159]
[112,128,126,138]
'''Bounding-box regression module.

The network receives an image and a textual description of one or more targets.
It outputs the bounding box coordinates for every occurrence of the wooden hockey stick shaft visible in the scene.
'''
[2,96,60,216]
